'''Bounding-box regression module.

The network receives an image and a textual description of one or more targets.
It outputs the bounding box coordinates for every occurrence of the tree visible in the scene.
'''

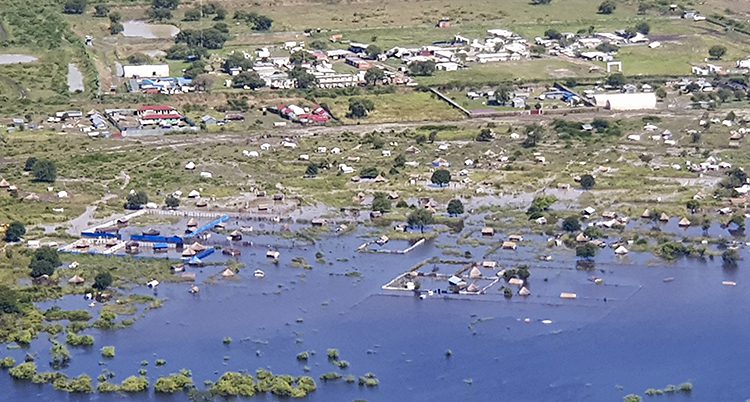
[94,4,109,17]
[109,12,122,23]
[606,73,627,87]
[252,15,273,31]
[93,271,113,291]
[544,29,562,40]
[127,53,152,65]
[32,159,57,182]
[580,174,596,190]
[125,191,149,210]
[149,7,173,21]
[153,0,179,9]
[165,195,180,209]
[366,45,382,60]
[309,40,327,50]
[655,87,667,99]
[722,249,740,268]
[63,0,87,14]
[372,192,391,213]
[597,0,616,14]
[214,7,227,20]
[23,157,38,171]
[407,209,434,232]
[431,169,451,187]
[408,60,436,76]
[360,166,379,179]
[708,45,727,60]
[522,124,545,148]
[576,243,598,259]
[184,61,207,79]
[4,222,26,242]
[447,199,464,216]
[29,247,61,278]
[562,216,581,232]
[476,128,494,142]
[232,71,265,89]
[635,21,650,34]
[686,199,700,213]
[0,285,20,314]
[110,22,124,35]
[184,8,203,21]
[393,154,406,168]
[348,98,375,118]
[289,67,317,89]
[305,163,319,177]
[364,68,385,86]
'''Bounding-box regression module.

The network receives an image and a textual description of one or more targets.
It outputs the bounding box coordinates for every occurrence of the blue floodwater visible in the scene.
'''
[2,219,749,402]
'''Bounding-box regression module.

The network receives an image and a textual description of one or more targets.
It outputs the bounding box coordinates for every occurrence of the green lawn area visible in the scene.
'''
[319,90,465,123]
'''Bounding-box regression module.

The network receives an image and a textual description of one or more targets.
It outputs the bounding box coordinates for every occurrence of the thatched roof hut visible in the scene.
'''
[678,217,691,227]
[182,248,196,257]
[221,268,236,277]
[469,267,482,279]
[186,218,198,228]
[68,275,85,285]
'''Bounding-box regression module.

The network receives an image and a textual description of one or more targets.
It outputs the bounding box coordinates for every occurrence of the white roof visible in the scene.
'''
[592,93,657,110]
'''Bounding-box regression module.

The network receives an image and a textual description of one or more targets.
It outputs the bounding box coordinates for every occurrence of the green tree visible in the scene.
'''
[562,216,581,232]
[364,68,385,86]
[125,191,149,210]
[606,73,627,87]
[183,8,202,21]
[431,169,451,187]
[476,128,494,142]
[305,163,319,177]
[544,29,562,40]
[232,71,265,89]
[686,199,700,213]
[576,243,597,259]
[393,154,406,168]
[722,248,740,268]
[447,199,464,216]
[366,45,382,60]
[63,0,87,14]
[522,124,545,148]
[149,7,173,21]
[708,45,727,60]
[93,271,113,291]
[348,98,375,118]
[0,286,20,314]
[360,166,379,179]
[407,209,434,232]
[153,0,179,9]
[372,192,391,213]
[165,195,180,209]
[580,174,596,190]
[32,159,57,182]
[408,60,436,76]
[29,247,61,278]
[309,40,327,50]
[4,221,26,242]
[289,67,317,89]
[635,21,650,34]
[598,0,616,14]
[23,157,38,171]
[655,87,667,99]
[94,4,109,17]
[110,22,124,35]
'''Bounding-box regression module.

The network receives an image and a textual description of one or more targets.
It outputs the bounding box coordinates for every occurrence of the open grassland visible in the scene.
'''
[319,91,466,124]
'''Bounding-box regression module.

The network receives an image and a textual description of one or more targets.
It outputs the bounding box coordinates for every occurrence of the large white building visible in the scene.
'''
[592,93,657,111]
[122,64,170,78]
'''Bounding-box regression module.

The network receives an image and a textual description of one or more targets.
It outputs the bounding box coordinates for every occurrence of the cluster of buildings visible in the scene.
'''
[105,105,197,136]
[41,110,111,137]
[122,64,195,95]
[273,104,333,125]
[535,29,653,63]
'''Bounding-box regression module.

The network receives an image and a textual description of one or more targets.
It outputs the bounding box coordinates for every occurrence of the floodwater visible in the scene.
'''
[121,21,180,39]
[2,217,750,401]
[0,54,37,65]
[67,64,84,93]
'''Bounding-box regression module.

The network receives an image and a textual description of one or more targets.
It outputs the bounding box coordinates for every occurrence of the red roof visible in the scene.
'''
[138,105,175,112]
[141,114,183,120]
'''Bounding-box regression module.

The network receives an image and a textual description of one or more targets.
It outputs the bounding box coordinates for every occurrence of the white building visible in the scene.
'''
[592,93,657,111]
[122,64,170,78]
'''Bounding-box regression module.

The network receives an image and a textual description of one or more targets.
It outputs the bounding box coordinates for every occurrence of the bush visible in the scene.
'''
[0,357,16,369]
[32,159,57,182]
[66,332,94,347]
[101,346,115,358]
[580,174,596,190]
[4,221,26,242]
[212,372,256,396]
[562,216,581,232]
[9,362,37,380]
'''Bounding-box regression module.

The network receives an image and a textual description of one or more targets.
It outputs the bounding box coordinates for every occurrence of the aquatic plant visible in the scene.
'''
[222,337,232,345]
[53,374,93,393]
[101,346,115,358]
[9,362,37,380]
[120,375,149,392]
[211,372,256,397]
[335,360,350,369]
[50,342,71,369]
[623,394,642,402]
[678,382,693,392]
[1,357,17,369]
[326,348,340,360]
[296,351,309,361]
[97,381,119,393]
[358,372,379,387]
[320,372,342,381]
[65,332,94,347]
[154,371,193,393]
[155,359,167,366]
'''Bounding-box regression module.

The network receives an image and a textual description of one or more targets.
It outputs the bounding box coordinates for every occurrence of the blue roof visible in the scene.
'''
[153,243,169,249]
